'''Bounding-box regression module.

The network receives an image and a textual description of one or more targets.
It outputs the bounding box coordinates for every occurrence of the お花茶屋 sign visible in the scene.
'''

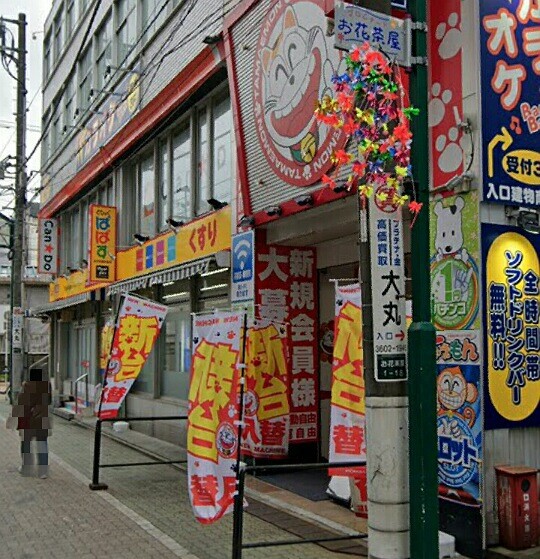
[38,218,58,274]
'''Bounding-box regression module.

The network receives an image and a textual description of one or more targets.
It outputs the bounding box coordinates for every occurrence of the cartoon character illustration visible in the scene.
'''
[437,366,478,430]
[259,4,336,165]
[319,320,334,362]
[434,196,469,263]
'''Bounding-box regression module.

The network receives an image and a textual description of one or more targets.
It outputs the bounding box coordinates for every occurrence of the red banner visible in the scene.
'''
[428,0,464,191]
[328,283,366,476]
[187,311,244,524]
[97,295,167,419]
[256,244,318,443]
[242,318,290,458]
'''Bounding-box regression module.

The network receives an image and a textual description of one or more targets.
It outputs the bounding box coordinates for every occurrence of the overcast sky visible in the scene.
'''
[0,0,52,211]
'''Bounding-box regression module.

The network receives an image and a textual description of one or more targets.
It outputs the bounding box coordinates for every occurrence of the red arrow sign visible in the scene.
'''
[395,330,405,341]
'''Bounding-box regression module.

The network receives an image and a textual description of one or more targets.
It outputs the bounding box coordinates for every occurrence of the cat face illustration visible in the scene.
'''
[259,6,330,148]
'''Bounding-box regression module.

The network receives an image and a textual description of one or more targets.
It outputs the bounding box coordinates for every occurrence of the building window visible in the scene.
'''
[71,208,81,269]
[140,152,155,237]
[196,109,208,216]
[66,0,75,39]
[78,46,92,113]
[64,72,76,130]
[79,0,89,17]
[81,200,88,268]
[212,95,232,206]
[162,281,191,399]
[116,0,137,64]
[53,8,64,63]
[51,111,62,153]
[172,125,191,223]
[141,0,168,42]
[95,14,112,92]
[159,139,170,231]
[42,114,51,163]
[44,33,52,80]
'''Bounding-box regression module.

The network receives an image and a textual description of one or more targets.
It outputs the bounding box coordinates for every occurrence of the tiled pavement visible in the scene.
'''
[0,399,363,559]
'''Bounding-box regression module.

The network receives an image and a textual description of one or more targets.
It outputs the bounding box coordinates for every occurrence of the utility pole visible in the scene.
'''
[0,13,27,399]
[351,2,410,558]
[407,0,439,557]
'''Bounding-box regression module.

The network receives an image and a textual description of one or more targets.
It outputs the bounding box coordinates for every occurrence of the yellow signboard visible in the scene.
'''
[49,207,231,303]
[88,205,117,283]
[115,206,231,280]
[485,229,540,426]
[49,269,108,302]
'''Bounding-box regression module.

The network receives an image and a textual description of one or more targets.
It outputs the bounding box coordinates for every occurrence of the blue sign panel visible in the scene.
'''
[231,230,255,303]
[479,2,540,207]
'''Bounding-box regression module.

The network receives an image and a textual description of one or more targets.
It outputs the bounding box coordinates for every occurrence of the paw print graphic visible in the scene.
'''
[435,126,463,174]
[435,12,461,60]
[428,83,452,128]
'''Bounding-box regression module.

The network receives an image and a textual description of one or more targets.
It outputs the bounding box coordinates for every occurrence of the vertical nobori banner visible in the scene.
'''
[479,1,540,207]
[256,244,318,443]
[328,283,365,475]
[97,295,167,419]
[242,318,290,459]
[436,330,482,506]
[482,223,540,430]
[88,205,117,283]
[187,312,244,524]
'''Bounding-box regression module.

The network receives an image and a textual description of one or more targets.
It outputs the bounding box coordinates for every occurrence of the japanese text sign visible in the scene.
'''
[483,223,540,429]
[38,218,58,274]
[97,294,167,419]
[187,311,243,524]
[256,244,319,443]
[231,230,255,303]
[88,205,117,283]
[49,268,108,302]
[329,283,365,476]
[436,331,482,506]
[480,1,540,207]
[334,2,411,67]
[12,307,23,351]
[368,198,407,381]
[430,193,480,330]
[242,318,290,458]
[115,207,231,280]
[428,0,465,191]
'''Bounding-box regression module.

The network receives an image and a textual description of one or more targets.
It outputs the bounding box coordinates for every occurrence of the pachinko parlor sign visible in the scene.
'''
[253,0,346,186]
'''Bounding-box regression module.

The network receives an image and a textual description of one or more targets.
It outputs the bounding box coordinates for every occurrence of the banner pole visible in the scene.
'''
[96,293,125,419]
[232,310,248,559]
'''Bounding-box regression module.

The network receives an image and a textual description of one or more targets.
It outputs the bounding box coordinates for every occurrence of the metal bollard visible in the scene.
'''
[89,419,108,490]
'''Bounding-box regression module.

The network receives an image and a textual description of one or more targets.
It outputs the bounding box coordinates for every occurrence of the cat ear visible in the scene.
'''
[260,47,273,73]
[283,6,298,30]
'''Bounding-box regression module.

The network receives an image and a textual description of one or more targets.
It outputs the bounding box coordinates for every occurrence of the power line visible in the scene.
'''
[34,0,285,205]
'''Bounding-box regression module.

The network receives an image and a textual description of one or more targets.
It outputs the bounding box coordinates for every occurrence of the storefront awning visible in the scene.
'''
[106,256,214,296]
[28,289,104,315]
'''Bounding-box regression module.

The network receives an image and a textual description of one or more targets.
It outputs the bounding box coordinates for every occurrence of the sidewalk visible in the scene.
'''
[0,399,366,559]
[0,407,195,559]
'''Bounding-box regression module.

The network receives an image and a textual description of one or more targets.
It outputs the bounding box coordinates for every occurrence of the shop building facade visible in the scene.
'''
[37,1,539,557]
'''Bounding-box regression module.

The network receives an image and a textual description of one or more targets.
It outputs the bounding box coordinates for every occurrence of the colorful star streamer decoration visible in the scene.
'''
[315,42,423,223]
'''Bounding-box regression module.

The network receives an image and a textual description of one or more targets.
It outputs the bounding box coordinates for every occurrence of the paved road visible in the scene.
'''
[0,400,353,559]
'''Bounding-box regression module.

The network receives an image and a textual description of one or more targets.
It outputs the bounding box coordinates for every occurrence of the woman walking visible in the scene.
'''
[6,369,52,478]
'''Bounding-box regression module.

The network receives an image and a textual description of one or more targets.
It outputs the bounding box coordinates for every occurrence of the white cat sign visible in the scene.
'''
[252,0,346,187]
